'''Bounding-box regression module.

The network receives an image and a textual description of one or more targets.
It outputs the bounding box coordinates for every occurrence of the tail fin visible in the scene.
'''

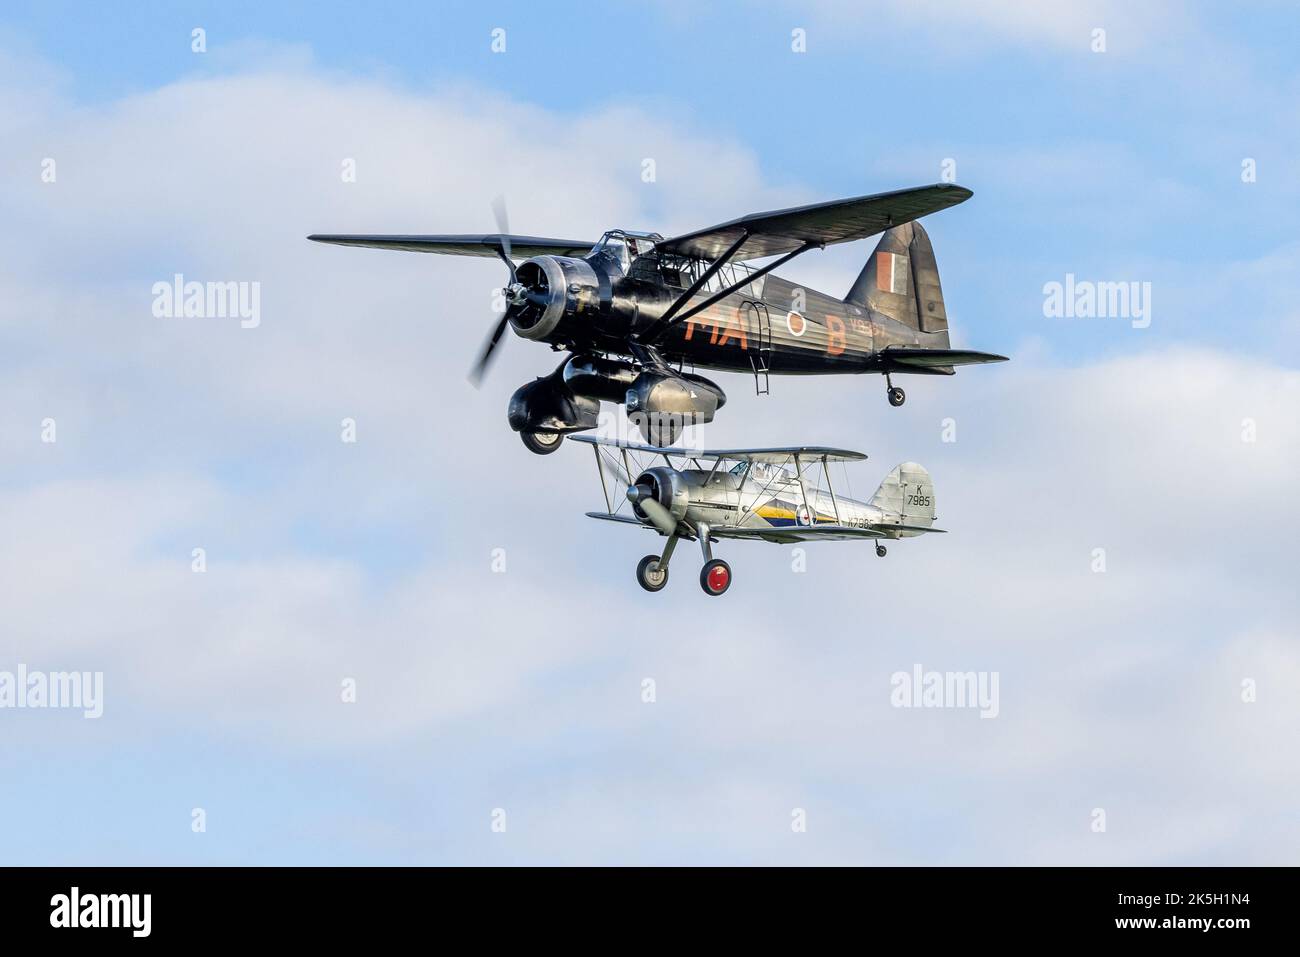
[869,462,936,532]
[845,221,949,337]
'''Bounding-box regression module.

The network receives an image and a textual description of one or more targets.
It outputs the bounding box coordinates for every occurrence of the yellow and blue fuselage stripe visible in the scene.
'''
[755,498,835,527]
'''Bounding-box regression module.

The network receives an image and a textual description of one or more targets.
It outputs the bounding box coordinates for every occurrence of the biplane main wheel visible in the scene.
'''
[520,430,563,455]
[699,559,732,597]
[876,544,888,558]
[636,555,669,593]
[887,386,906,407]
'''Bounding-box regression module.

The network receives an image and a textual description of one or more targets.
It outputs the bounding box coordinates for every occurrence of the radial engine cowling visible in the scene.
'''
[507,256,601,342]
[628,466,689,531]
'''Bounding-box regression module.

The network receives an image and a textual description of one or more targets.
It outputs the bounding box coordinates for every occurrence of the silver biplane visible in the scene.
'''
[572,435,944,596]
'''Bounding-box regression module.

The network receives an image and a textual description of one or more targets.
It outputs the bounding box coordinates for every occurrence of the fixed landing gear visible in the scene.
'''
[634,525,734,596]
[876,544,888,558]
[885,374,906,407]
[520,430,563,455]
[637,532,679,593]
[700,559,732,596]
[636,555,669,592]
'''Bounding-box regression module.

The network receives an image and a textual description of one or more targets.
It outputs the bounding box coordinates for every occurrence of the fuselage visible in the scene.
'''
[519,234,952,379]
[641,461,885,532]
[578,254,949,376]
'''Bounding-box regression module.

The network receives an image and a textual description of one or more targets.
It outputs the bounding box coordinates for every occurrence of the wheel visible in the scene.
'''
[876,544,888,558]
[699,558,732,596]
[887,386,906,407]
[520,430,563,455]
[636,555,669,592]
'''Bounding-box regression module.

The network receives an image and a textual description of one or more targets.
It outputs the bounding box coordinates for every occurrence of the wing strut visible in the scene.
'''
[794,454,814,527]
[644,240,818,345]
[638,230,749,343]
[822,454,843,525]
[593,443,613,514]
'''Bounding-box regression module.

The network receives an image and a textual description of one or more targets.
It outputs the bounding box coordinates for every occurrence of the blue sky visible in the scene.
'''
[1,1,1297,865]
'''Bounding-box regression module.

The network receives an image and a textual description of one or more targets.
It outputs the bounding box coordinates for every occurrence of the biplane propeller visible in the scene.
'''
[309,183,1007,454]
[571,435,944,596]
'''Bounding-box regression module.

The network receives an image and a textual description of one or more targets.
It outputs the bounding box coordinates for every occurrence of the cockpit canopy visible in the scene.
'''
[729,460,793,484]
[588,229,663,273]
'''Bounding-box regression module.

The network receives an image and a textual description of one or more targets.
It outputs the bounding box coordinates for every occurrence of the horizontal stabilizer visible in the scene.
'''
[877,347,1009,373]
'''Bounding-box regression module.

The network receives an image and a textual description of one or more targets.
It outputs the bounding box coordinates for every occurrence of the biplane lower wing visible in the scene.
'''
[584,511,945,544]
[585,511,655,529]
[709,523,946,544]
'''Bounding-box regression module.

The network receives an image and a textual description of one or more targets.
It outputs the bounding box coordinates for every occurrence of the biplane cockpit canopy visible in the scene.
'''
[727,460,793,483]
[748,460,794,484]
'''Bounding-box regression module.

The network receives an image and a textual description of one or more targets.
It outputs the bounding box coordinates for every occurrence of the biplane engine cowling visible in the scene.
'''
[508,256,601,342]
[628,466,689,531]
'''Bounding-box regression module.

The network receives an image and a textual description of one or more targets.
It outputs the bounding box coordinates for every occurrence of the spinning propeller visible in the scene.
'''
[468,196,516,386]
[626,480,678,535]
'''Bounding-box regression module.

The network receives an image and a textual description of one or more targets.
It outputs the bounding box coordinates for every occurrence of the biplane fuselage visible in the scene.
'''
[631,458,919,535]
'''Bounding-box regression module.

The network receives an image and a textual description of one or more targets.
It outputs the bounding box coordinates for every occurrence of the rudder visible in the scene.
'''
[844,221,949,337]
[869,462,936,531]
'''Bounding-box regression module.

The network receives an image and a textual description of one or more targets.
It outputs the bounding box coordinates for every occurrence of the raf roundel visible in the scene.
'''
[786,310,807,337]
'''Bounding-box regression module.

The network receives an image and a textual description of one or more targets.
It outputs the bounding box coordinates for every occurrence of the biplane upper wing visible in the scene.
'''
[306,234,596,258]
[567,434,866,463]
[709,523,946,544]
[654,183,973,262]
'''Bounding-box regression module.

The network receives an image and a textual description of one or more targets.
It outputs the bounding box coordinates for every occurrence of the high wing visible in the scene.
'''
[567,434,866,463]
[709,523,946,544]
[654,183,973,262]
[306,234,596,258]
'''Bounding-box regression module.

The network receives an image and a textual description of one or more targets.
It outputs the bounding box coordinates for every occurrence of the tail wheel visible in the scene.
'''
[520,430,563,455]
[876,544,888,558]
[887,386,906,407]
[636,555,669,592]
[699,558,732,596]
